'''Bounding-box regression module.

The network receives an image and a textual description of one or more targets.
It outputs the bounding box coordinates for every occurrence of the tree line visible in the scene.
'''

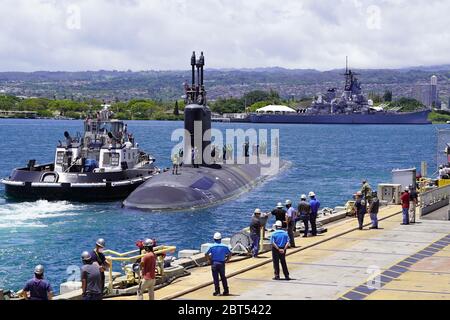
[0,89,430,120]
[0,95,185,120]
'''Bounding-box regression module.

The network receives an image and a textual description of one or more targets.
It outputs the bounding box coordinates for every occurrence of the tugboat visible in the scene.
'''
[1,106,159,202]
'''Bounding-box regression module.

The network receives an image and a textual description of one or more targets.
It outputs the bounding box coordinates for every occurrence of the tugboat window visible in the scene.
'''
[56,151,65,164]
[42,173,58,183]
[103,152,120,166]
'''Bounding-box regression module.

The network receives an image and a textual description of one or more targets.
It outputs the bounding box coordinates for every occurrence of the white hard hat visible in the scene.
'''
[275,220,283,228]
[34,265,44,275]
[276,202,283,208]
[213,232,222,240]
[300,194,307,200]
[356,191,362,196]
[96,238,106,248]
[309,191,316,197]
[81,251,92,262]
[285,200,292,205]
[144,238,154,247]
[254,208,262,214]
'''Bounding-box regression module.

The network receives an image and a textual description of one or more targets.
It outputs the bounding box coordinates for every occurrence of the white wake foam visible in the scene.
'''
[0,200,83,229]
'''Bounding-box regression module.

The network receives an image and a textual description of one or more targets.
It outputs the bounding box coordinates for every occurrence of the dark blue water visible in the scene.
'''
[0,119,441,293]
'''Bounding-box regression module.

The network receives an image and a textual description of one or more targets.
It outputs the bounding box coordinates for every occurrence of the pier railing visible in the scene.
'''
[419,185,450,216]
[103,245,176,293]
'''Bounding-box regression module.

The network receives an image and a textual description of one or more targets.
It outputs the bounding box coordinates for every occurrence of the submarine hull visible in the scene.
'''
[123,162,287,211]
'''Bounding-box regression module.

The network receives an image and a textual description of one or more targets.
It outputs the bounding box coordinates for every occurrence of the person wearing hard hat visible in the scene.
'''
[21,265,53,300]
[90,238,110,294]
[81,251,103,300]
[309,192,321,236]
[409,184,418,224]
[250,208,263,258]
[361,180,372,199]
[355,191,366,230]
[271,202,287,229]
[298,194,311,237]
[172,153,180,175]
[368,191,380,229]
[205,232,232,296]
[270,220,290,281]
[140,239,157,300]
[400,187,410,225]
[285,200,297,248]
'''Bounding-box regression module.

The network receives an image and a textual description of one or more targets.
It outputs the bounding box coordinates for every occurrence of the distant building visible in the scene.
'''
[412,75,440,108]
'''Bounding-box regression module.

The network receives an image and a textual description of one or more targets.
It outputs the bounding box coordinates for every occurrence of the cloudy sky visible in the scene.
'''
[0,0,449,71]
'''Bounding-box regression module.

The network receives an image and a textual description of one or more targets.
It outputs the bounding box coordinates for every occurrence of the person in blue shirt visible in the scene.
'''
[270,220,290,280]
[309,192,321,236]
[355,191,367,230]
[285,200,297,248]
[21,265,53,300]
[205,232,232,296]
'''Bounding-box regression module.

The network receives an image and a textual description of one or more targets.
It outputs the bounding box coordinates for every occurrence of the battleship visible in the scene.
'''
[1,107,159,201]
[123,52,287,211]
[249,60,431,125]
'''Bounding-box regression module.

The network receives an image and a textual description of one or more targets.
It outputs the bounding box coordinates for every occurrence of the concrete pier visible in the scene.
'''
[108,205,450,300]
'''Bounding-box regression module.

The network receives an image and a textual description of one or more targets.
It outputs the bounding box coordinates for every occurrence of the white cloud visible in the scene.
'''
[0,0,448,71]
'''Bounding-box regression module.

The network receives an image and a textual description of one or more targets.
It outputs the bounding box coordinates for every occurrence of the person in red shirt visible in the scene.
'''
[400,188,410,225]
[140,238,157,300]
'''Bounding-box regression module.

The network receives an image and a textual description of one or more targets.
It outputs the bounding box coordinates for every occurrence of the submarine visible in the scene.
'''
[122,52,288,211]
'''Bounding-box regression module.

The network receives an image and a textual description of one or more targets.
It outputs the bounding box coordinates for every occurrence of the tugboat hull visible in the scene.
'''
[1,164,155,202]
[3,181,144,202]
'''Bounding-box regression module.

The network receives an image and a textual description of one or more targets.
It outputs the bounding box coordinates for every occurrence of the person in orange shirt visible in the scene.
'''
[140,239,157,300]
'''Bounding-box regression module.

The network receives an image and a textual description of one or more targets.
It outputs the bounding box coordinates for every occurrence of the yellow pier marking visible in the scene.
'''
[340,234,450,300]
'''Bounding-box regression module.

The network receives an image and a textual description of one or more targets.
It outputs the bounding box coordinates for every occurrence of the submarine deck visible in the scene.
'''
[108,205,450,300]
